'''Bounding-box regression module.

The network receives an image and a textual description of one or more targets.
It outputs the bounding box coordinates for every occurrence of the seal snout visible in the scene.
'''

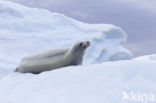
[84,41,90,48]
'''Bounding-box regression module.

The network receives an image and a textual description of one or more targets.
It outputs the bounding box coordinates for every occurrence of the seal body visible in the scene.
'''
[15,41,90,74]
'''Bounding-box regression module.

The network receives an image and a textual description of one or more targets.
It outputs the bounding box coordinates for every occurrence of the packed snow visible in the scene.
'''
[0,1,155,103]
[0,56,156,103]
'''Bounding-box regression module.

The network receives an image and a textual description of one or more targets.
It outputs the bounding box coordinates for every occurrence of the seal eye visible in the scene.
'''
[79,43,83,47]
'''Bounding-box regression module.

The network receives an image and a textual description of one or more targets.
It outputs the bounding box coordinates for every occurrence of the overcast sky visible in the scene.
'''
[7,0,156,56]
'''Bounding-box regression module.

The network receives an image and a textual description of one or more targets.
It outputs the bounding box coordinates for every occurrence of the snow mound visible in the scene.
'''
[0,0,132,67]
[133,54,156,61]
[0,55,156,103]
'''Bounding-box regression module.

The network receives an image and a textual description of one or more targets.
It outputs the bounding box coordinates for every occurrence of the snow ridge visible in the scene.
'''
[0,0,132,67]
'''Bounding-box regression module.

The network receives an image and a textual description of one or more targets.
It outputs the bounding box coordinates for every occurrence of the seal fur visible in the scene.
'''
[15,41,90,74]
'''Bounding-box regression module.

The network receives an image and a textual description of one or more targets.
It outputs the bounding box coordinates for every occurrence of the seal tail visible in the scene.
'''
[14,67,19,72]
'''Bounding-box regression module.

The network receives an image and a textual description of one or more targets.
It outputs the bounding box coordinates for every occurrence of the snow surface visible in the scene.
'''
[0,56,156,103]
[0,1,155,103]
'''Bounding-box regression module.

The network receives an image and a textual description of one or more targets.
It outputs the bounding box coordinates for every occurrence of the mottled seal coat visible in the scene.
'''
[15,41,90,74]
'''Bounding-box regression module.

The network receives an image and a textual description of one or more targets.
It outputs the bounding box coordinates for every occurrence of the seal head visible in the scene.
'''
[68,41,90,65]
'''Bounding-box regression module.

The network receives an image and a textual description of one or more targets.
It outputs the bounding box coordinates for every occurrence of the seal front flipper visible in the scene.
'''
[14,67,19,72]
